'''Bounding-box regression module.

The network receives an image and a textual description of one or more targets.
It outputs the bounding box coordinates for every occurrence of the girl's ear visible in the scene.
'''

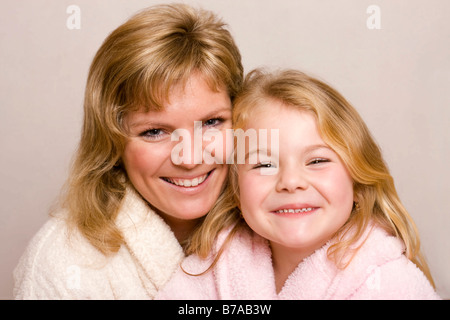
[352,188,361,212]
[352,201,360,212]
[352,184,361,206]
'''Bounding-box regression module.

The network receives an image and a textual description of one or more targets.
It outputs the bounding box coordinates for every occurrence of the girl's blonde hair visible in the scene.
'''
[61,4,243,255]
[187,68,434,287]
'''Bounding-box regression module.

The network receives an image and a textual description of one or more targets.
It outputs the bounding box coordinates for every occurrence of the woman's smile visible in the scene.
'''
[122,72,232,222]
[161,169,214,190]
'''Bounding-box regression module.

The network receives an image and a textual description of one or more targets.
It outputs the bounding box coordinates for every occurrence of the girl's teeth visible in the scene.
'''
[275,208,313,213]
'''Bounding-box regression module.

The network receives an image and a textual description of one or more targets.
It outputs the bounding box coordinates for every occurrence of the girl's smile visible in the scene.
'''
[271,204,319,215]
[237,100,355,260]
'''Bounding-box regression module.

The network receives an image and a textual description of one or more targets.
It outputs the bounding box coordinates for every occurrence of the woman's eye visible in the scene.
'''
[140,128,165,140]
[204,118,223,127]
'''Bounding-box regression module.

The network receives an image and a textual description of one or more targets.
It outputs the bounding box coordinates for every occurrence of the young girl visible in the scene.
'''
[156,69,440,299]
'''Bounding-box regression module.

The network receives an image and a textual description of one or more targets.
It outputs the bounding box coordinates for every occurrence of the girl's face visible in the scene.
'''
[122,72,232,228]
[237,101,354,257]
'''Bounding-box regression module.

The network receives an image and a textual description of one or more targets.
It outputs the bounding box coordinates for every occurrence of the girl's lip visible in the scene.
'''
[271,204,319,214]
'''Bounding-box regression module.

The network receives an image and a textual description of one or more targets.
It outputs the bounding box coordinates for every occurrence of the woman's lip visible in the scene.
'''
[160,169,214,189]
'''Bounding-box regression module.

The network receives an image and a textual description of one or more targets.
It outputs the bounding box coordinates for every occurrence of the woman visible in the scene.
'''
[13,3,243,299]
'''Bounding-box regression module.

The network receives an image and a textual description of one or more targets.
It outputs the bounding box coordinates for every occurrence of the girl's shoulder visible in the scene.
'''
[349,225,406,267]
[335,225,440,299]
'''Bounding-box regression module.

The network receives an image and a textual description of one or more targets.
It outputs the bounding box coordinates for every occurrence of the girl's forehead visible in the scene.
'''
[242,101,313,126]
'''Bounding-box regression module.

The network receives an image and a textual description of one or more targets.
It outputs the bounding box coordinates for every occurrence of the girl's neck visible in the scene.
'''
[270,241,324,294]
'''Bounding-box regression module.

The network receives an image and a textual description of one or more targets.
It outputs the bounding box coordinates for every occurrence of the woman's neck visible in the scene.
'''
[156,210,200,245]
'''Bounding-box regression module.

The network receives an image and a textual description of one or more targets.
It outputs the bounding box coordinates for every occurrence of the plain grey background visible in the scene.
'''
[1,0,449,299]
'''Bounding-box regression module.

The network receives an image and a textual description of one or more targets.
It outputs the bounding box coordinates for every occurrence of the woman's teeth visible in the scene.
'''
[274,208,314,214]
[163,172,209,187]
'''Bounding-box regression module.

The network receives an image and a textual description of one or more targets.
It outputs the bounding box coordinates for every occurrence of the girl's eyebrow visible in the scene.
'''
[244,144,330,162]
[243,148,271,164]
[304,144,332,153]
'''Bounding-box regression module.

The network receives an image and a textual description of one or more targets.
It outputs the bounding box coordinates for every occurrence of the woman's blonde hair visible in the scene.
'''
[61,4,243,255]
[187,68,434,287]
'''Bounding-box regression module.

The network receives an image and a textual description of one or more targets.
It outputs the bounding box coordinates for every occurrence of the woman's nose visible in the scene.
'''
[170,124,205,169]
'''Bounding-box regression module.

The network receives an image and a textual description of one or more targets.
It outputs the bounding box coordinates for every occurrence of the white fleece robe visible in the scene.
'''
[13,188,184,299]
[156,224,440,300]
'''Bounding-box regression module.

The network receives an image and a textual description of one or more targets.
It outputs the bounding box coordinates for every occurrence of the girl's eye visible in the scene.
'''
[254,162,275,169]
[308,158,329,165]
[252,161,278,175]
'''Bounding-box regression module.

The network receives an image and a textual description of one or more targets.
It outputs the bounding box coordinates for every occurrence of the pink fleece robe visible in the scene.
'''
[157,224,440,300]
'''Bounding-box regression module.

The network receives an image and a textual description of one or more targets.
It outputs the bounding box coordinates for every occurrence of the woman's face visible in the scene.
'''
[122,72,232,227]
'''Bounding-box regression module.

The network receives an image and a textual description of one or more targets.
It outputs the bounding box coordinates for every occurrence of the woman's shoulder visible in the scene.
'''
[16,214,75,269]
[16,212,106,267]
[13,212,110,299]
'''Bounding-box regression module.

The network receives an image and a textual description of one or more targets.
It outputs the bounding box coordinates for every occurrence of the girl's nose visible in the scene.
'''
[275,165,309,193]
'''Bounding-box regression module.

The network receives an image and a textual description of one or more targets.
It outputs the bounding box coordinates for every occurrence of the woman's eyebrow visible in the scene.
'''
[127,119,169,130]
[126,106,231,130]
[199,106,232,120]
